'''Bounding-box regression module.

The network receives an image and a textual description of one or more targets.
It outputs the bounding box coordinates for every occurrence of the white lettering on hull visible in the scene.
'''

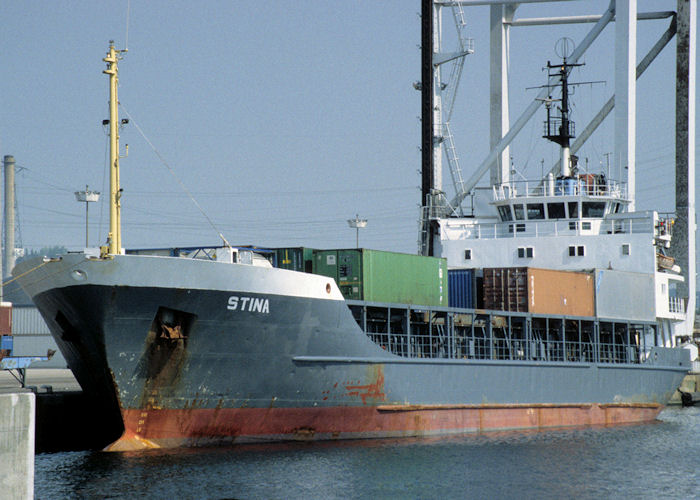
[227,296,270,314]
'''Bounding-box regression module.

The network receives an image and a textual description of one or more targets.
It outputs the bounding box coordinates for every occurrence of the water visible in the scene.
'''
[35,407,700,499]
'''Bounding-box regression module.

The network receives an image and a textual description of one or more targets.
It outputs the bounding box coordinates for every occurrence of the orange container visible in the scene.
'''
[483,268,594,317]
[527,268,595,317]
[0,304,11,335]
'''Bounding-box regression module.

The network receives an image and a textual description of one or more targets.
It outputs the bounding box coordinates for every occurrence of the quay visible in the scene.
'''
[669,370,700,406]
[0,369,114,453]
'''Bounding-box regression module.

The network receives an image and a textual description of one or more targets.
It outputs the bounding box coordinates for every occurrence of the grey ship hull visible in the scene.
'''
[14,253,690,450]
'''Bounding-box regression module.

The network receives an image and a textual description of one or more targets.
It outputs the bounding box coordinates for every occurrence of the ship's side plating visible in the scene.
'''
[15,253,689,449]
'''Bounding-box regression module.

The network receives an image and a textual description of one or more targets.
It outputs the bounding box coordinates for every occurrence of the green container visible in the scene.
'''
[312,250,339,280]
[312,249,447,306]
[337,250,363,299]
[275,247,315,272]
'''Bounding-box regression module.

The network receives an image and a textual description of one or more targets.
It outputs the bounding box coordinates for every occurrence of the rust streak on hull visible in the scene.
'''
[106,403,664,451]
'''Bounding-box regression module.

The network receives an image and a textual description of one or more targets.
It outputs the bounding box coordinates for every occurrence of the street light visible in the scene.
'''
[74,185,100,247]
[347,214,367,248]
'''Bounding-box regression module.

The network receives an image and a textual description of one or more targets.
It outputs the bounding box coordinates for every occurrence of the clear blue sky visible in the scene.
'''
[0,1,694,256]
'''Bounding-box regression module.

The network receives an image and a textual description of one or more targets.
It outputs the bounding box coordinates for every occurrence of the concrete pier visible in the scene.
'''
[668,372,700,405]
[0,391,34,500]
[1,369,119,452]
[0,368,80,393]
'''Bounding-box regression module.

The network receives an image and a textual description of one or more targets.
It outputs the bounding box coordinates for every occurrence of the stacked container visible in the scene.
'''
[483,267,595,316]
[448,269,475,309]
[312,249,448,306]
[594,269,655,321]
[274,247,315,273]
[0,302,12,360]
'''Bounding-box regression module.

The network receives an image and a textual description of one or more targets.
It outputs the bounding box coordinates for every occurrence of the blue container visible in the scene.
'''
[448,269,474,309]
[1,335,13,352]
[556,178,582,195]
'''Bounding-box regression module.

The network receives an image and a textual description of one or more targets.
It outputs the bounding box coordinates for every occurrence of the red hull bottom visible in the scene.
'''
[105,403,664,451]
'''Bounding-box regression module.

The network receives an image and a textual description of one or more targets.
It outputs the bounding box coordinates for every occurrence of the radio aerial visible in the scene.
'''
[555,37,575,60]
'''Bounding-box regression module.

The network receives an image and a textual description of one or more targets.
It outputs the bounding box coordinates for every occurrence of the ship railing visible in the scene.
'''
[668,296,685,314]
[598,342,640,364]
[126,245,277,263]
[492,179,627,201]
[348,301,657,366]
[465,216,653,240]
[125,246,222,260]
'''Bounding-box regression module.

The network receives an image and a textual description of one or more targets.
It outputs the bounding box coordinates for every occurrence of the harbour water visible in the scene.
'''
[35,407,700,499]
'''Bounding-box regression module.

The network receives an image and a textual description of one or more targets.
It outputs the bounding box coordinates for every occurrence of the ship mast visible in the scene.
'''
[102,41,126,255]
[542,56,583,178]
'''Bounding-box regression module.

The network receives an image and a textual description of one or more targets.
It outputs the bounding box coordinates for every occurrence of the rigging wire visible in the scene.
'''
[119,105,232,247]
[2,260,48,288]
[13,165,73,193]
[14,175,22,250]
[21,204,83,219]
[518,112,539,175]
[123,185,416,197]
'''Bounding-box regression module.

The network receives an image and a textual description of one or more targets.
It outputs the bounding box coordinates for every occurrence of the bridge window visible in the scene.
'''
[513,204,525,220]
[582,202,606,218]
[498,206,513,221]
[547,203,565,219]
[567,201,579,218]
[526,203,545,220]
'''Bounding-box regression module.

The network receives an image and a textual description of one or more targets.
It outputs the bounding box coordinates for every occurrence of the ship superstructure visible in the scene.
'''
[436,52,686,344]
[418,0,695,344]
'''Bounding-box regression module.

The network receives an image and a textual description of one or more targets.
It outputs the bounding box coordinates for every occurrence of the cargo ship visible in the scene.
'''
[13,18,692,451]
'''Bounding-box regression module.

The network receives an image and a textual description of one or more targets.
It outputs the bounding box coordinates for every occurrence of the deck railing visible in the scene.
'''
[492,179,627,201]
[450,216,654,240]
[349,301,658,366]
[668,297,685,314]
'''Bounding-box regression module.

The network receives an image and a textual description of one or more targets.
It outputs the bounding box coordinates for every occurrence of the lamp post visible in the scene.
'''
[74,185,101,247]
[347,214,367,249]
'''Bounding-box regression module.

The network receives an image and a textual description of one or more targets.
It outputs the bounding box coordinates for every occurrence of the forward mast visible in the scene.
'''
[102,41,126,256]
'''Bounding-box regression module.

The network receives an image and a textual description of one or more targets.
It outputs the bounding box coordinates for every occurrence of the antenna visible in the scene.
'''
[125,0,131,51]
[554,37,575,60]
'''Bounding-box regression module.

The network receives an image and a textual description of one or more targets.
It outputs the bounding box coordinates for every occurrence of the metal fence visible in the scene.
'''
[350,301,656,366]
[461,217,653,240]
[492,179,627,200]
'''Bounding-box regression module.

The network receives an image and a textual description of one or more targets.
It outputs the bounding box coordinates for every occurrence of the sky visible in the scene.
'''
[0,1,695,259]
